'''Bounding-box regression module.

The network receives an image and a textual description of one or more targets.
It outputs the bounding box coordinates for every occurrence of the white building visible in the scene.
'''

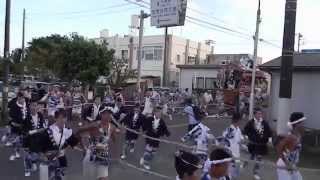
[177,64,221,92]
[92,29,213,86]
[260,53,320,130]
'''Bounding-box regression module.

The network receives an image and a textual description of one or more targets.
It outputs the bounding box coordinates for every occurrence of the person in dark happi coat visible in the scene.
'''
[22,100,47,177]
[202,148,232,180]
[120,103,145,159]
[8,92,29,161]
[110,97,127,130]
[31,109,79,180]
[139,106,170,170]
[243,108,272,180]
[112,97,127,121]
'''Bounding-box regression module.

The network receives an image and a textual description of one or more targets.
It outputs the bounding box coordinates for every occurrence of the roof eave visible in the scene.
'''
[259,66,320,71]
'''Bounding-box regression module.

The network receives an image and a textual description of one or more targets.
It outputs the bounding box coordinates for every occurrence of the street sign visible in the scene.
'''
[151,0,187,27]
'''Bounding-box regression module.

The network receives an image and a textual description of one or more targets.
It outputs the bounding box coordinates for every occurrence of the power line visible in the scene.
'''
[186,19,252,41]
[186,16,253,38]
[136,0,151,6]
[259,39,282,48]
[187,7,252,33]
[126,0,285,50]
[27,6,138,21]
[124,0,149,9]
[138,0,252,33]
[129,0,252,38]
[28,2,132,16]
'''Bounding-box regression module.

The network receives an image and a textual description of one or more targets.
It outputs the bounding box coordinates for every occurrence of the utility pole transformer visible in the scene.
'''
[278,0,298,135]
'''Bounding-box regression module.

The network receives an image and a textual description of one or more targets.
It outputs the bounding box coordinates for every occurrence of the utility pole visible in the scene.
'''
[21,9,26,61]
[136,10,149,92]
[297,33,303,53]
[249,0,261,120]
[2,0,11,122]
[128,37,134,69]
[162,27,169,87]
[278,0,298,135]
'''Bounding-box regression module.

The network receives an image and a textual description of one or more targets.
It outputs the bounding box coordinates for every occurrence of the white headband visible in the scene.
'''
[203,157,233,173]
[207,158,233,165]
[175,151,203,169]
[99,106,113,114]
[179,156,203,169]
[288,117,306,126]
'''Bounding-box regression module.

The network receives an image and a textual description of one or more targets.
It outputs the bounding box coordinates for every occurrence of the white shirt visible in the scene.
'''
[185,123,213,155]
[50,124,73,150]
[153,116,160,130]
[222,124,243,158]
[184,105,199,125]
[31,113,39,127]
[93,104,100,120]
[142,97,153,115]
[17,101,27,120]
[204,93,213,103]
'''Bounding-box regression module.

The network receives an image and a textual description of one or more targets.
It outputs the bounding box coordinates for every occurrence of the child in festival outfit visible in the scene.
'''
[220,112,244,179]
[78,104,118,180]
[276,112,305,180]
[140,106,170,170]
[32,109,79,180]
[8,92,28,161]
[243,108,272,180]
[181,122,215,164]
[120,103,144,160]
[22,100,47,177]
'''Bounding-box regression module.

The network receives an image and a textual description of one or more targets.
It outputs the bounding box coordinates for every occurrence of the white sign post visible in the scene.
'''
[151,0,180,27]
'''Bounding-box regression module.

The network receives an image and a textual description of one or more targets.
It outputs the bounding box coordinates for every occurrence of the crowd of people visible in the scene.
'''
[0,84,306,180]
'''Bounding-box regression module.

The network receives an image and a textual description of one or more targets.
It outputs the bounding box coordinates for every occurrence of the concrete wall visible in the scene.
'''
[269,71,320,129]
[180,68,219,93]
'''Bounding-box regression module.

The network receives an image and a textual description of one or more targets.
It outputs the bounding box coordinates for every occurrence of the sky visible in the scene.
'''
[0,0,320,62]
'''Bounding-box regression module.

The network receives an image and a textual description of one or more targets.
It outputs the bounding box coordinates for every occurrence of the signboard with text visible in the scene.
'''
[151,0,187,27]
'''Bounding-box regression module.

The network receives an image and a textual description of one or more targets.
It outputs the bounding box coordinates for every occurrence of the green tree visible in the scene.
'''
[25,33,113,84]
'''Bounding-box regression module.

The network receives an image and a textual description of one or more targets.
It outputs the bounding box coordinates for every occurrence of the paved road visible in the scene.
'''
[1,114,319,180]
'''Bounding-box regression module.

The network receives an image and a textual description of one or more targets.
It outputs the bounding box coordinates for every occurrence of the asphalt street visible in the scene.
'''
[0,114,319,180]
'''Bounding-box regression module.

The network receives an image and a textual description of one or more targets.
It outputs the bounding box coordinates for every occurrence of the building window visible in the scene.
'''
[121,50,128,59]
[192,77,216,89]
[177,54,181,63]
[192,77,205,89]
[188,56,196,64]
[205,78,216,89]
[142,46,163,61]
[197,77,204,89]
